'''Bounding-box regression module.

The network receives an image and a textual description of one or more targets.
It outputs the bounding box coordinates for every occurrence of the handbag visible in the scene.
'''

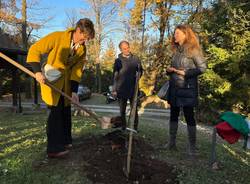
[157,81,169,100]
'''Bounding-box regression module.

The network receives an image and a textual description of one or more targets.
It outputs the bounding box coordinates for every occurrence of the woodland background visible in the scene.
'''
[0,0,249,123]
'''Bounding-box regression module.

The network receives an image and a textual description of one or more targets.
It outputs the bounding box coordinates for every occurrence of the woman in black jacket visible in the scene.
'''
[166,25,207,156]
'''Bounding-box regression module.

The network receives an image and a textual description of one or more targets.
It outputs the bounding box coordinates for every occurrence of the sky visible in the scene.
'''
[33,0,89,36]
[22,0,203,54]
[29,0,134,54]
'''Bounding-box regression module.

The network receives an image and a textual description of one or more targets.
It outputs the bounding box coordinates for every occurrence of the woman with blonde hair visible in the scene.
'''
[166,25,207,156]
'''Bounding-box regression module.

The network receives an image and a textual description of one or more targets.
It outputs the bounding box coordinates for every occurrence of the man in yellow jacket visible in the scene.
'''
[27,18,95,158]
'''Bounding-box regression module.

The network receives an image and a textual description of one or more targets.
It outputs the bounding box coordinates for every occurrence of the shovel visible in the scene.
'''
[123,67,141,178]
[0,52,112,128]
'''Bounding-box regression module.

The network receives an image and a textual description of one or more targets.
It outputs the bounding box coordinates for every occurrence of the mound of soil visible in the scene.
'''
[34,130,179,184]
[78,130,178,184]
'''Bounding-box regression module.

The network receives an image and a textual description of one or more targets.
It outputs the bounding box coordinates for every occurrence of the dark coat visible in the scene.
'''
[113,53,142,99]
[167,46,207,107]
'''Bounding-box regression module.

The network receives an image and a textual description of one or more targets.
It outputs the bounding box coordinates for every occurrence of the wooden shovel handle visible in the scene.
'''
[0,52,102,123]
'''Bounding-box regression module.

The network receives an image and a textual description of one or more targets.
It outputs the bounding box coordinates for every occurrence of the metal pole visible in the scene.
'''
[210,127,217,166]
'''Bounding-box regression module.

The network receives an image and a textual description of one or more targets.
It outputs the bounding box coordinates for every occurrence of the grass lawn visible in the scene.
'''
[141,119,250,184]
[0,112,249,184]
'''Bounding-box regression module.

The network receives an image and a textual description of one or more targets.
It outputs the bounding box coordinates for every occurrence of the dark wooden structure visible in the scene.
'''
[0,30,38,112]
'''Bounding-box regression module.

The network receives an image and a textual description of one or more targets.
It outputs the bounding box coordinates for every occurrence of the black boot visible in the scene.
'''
[187,125,198,156]
[166,121,178,150]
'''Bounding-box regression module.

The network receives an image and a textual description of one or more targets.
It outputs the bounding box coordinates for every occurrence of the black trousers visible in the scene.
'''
[170,106,196,126]
[118,98,139,130]
[46,96,72,153]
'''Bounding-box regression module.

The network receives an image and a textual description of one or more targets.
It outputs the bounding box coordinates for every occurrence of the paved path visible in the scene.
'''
[0,101,214,136]
[0,101,170,117]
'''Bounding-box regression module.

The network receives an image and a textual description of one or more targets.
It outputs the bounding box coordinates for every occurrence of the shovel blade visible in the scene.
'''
[100,116,112,129]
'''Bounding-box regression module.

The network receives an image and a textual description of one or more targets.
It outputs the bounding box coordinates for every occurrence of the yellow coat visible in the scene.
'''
[27,28,86,106]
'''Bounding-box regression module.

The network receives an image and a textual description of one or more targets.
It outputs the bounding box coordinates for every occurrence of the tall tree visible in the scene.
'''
[21,0,27,50]
[0,0,53,100]
[0,0,53,43]
[196,0,250,120]
[130,0,151,49]
[64,8,80,29]
[130,0,178,95]
[101,39,116,71]
[80,0,126,93]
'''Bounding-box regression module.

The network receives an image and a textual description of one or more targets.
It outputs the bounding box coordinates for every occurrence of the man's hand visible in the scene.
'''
[167,67,185,76]
[35,72,46,84]
[71,92,79,104]
[166,67,176,73]
[112,91,117,98]
[175,69,185,76]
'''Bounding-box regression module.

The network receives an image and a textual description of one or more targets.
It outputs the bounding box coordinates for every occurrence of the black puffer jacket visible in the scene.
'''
[167,46,207,107]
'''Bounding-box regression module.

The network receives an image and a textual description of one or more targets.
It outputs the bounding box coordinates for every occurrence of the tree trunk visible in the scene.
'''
[141,0,147,49]
[96,63,101,93]
[22,0,32,99]
[157,1,168,57]
[95,6,102,93]
[149,1,172,95]
[21,0,27,50]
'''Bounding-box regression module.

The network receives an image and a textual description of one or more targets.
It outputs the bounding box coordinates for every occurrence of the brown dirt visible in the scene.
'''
[33,130,179,184]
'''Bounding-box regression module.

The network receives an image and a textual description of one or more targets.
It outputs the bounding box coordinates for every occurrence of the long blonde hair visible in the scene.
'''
[171,25,202,56]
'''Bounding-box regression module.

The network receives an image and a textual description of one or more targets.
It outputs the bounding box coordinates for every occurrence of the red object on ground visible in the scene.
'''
[215,121,241,144]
